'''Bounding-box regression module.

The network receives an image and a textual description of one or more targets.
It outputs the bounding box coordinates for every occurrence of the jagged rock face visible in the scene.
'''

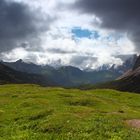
[133,55,140,70]
[112,55,138,74]
[112,56,140,92]
[93,55,140,93]
[97,55,138,74]
[118,55,140,80]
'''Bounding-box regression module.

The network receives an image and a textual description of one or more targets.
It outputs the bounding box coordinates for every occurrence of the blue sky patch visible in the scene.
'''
[72,27,99,39]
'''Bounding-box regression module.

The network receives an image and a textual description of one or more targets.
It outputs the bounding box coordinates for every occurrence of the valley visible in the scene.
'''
[0,0,140,139]
[0,54,137,88]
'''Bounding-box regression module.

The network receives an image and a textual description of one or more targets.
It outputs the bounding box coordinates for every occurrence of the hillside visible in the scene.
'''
[80,55,140,93]
[0,84,140,140]
[91,56,140,93]
[0,55,137,88]
[0,63,55,86]
[2,60,121,87]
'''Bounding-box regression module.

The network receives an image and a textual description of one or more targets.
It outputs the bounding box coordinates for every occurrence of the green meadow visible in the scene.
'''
[0,84,140,140]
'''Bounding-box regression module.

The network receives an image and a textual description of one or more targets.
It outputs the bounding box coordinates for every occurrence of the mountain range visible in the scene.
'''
[0,62,55,86]
[1,59,120,87]
[0,54,138,88]
[82,55,140,93]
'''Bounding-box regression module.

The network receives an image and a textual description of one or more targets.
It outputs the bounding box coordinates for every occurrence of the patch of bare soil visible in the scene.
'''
[126,119,140,129]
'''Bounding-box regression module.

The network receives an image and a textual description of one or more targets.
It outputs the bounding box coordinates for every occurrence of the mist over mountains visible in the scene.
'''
[0,54,137,87]
[83,55,140,93]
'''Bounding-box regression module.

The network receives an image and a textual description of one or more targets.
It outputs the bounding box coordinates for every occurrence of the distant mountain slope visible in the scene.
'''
[110,54,137,74]
[133,55,140,70]
[55,66,120,86]
[97,54,137,74]
[0,63,55,86]
[2,60,121,87]
[86,56,140,93]
[2,59,55,74]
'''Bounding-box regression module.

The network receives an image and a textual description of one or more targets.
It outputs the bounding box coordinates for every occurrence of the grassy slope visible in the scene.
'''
[0,84,140,140]
[79,78,140,93]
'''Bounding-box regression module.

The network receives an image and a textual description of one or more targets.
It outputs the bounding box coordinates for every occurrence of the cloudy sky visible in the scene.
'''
[0,0,139,69]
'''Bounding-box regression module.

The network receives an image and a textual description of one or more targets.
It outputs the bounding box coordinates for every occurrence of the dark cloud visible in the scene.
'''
[73,0,140,52]
[47,48,76,54]
[0,0,53,52]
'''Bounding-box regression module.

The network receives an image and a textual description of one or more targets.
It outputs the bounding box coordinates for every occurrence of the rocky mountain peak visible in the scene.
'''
[16,59,24,63]
[133,55,140,70]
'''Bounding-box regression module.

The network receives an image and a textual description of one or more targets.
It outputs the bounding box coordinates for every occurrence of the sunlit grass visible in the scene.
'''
[0,84,140,140]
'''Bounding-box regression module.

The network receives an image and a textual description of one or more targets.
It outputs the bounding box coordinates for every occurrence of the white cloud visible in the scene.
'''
[1,0,136,69]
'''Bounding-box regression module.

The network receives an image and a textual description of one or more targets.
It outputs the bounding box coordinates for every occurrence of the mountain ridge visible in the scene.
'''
[83,55,140,93]
[0,54,137,88]
[0,62,56,86]
[2,59,121,87]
